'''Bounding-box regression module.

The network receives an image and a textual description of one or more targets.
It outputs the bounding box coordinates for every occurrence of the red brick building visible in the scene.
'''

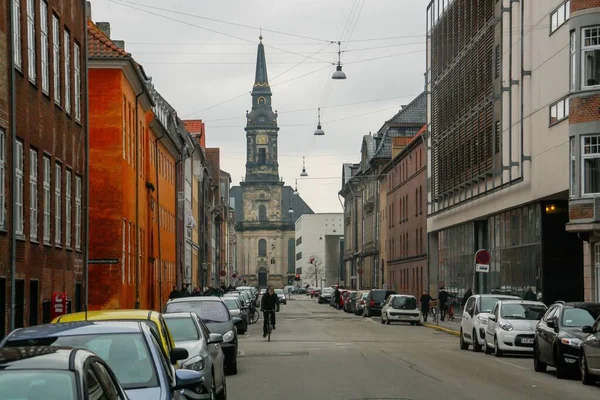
[1,0,87,337]
[383,126,427,297]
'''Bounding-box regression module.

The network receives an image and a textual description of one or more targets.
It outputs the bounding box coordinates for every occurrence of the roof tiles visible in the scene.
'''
[87,19,130,59]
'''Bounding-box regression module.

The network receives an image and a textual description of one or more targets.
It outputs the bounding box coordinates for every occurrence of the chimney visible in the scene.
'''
[97,22,110,38]
[85,1,92,19]
[113,40,125,50]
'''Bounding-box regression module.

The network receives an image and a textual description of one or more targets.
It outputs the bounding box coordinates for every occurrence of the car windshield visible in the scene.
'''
[391,296,417,309]
[0,370,77,400]
[562,308,597,327]
[480,297,502,313]
[223,299,240,310]
[275,289,284,295]
[166,301,230,323]
[4,333,158,390]
[372,291,395,302]
[164,317,200,342]
[501,304,547,320]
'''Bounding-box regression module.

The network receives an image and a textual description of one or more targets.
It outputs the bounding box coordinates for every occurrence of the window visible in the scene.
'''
[52,15,60,104]
[0,130,5,229]
[74,43,81,121]
[30,149,38,240]
[582,135,600,195]
[415,188,418,217]
[15,141,24,236]
[43,156,51,243]
[258,148,266,164]
[258,239,267,257]
[582,27,600,88]
[128,222,132,283]
[122,97,127,159]
[550,97,569,125]
[26,0,35,81]
[12,0,21,69]
[64,30,70,114]
[494,120,500,153]
[570,138,576,197]
[571,31,576,91]
[65,170,71,247]
[494,45,500,79]
[55,163,61,245]
[122,219,126,283]
[259,205,267,222]
[551,1,570,33]
[40,1,49,93]
[419,186,423,215]
[75,175,81,250]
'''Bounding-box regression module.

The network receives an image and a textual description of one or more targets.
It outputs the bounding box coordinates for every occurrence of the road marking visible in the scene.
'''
[335,342,354,346]
[305,347,322,350]
[495,359,528,370]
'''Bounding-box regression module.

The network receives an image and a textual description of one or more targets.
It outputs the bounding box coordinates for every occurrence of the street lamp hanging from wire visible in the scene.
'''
[314,107,324,136]
[332,41,347,80]
[293,179,299,195]
[300,156,308,177]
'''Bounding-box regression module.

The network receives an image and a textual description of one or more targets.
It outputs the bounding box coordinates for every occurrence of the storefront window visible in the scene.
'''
[438,223,474,300]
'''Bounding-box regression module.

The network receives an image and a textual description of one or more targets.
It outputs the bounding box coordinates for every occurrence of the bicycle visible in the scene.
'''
[263,309,277,342]
[249,307,260,325]
[429,300,438,323]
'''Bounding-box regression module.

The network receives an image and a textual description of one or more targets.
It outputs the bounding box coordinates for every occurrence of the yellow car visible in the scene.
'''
[52,309,178,365]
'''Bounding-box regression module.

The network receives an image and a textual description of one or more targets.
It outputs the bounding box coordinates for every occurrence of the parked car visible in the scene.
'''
[355,291,369,315]
[581,315,600,385]
[310,288,322,298]
[343,291,358,313]
[319,287,334,304]
[222,297,249,333]
[274,288,287,305]
[52,309,178,366]
[483,300,547,356]
[363,289,397,317]
[381,294,421,325]
[164,296,242,375]
[163,313,227,400]
[0,346,130,400]
[460,294,520,352]
[0,321,203,400]
[534,301,600,379]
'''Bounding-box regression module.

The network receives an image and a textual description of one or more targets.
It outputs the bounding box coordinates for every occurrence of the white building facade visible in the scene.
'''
[295,213,344,287]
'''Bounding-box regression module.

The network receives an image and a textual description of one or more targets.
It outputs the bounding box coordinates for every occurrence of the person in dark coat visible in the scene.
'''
[461,288,473,308]
[334,287,341,310]
[169,286,180,300]
[420,290,434,322]
[438,287,449,321]
[260,286,280,337]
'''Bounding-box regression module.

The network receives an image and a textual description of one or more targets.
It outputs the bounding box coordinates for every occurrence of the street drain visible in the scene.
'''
[244,351,309,358]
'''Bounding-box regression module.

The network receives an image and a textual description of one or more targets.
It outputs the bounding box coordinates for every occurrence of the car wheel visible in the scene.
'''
[460,329,469,350]
[226,360,238,376]
[381,314,385,324]
[533,343,547,372]
[554,347,568,379]
[483,337,493,355]
[581,352,594,386]
[494,336,503,357]
[472,330,482,352]
[210,371,217,400]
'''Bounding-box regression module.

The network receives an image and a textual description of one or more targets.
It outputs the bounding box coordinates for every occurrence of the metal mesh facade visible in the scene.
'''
[429,0,496,210]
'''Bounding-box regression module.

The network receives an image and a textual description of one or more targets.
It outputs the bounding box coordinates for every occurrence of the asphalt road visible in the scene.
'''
[228,295,599,400]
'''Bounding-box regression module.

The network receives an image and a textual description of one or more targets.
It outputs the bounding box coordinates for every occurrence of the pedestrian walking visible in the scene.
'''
[438,287,449,321]
[420,290,434,322]
[169,286,180,300]
[334,287,341,310]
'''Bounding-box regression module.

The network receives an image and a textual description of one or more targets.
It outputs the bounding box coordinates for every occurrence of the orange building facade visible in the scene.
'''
[87,19,157,310]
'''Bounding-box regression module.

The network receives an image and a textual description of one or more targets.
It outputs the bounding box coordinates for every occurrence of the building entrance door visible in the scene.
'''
[258,267,268,287]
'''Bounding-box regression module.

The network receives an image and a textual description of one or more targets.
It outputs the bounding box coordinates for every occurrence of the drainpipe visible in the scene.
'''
[8,0,17,331]
[83,3,90,318]
[134,89,143,309]
[520,0,529,179]
[185,144,197,289]
[507,2,513,183]
[155,128,165,308]
[197,171,202,289]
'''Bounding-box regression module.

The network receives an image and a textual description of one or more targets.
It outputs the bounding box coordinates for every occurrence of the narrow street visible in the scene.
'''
[229,296,599,400]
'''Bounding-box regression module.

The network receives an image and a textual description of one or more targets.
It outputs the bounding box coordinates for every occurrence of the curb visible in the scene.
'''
[423,323,461,337]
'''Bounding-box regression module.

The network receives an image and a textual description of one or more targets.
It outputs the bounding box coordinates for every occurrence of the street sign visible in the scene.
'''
[474,249,490,273]
[475,264,490,273]
[51,291,67,320]
[88,259,118,264]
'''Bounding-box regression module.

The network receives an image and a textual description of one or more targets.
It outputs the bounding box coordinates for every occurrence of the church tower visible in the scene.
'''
[245,36,280,182]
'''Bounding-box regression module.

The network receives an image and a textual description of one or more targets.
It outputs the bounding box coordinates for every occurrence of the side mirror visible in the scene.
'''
[547,319,557,329]
[232,317,243,325]
[173,369,203,391]
[582,325,594,334]
[488,315,497,322]
[208,333,223,344]
[170,347,189,364]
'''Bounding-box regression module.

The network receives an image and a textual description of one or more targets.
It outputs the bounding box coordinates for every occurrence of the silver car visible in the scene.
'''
[483,300,547,357]
[163,313,227,399]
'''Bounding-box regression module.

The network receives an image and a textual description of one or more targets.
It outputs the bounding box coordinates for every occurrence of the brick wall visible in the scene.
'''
[569,203,595,220]
[571,0,600,12]
[1,0,87,336]
[569,94,600,125]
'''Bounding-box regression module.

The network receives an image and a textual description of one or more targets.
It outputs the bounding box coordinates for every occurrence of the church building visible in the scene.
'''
[230,37,313,288]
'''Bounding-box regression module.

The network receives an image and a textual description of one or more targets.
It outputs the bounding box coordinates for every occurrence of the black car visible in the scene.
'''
[534,301,600,379]
[0,346,129,400]
[363,289,397,317]
[165,296,242,375]
[581,315,600,385]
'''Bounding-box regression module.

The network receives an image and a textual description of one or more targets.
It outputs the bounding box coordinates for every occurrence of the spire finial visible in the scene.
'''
[259,28,263,41]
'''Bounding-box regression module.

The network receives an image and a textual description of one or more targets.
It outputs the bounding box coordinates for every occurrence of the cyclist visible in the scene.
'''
[260,286,280,338]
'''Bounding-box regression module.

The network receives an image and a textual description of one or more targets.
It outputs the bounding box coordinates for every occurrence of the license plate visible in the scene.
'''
[521,338,534,344]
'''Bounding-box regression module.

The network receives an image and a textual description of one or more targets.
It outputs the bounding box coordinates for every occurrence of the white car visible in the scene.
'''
[381,294,421,325]
[460,294,520,352]
[483,300,547,357]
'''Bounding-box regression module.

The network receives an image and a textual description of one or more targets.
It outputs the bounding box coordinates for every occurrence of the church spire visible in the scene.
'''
[253,36,271,94]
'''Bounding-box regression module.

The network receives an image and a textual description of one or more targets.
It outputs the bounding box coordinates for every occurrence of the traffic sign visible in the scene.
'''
[474,249,490,273]
[476,264,490,273]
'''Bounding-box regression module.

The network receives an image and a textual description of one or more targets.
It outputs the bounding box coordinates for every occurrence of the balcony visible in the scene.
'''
[566,197,600,235]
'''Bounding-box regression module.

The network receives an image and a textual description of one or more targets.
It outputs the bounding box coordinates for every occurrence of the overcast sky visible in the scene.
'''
[91,0,429,213]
